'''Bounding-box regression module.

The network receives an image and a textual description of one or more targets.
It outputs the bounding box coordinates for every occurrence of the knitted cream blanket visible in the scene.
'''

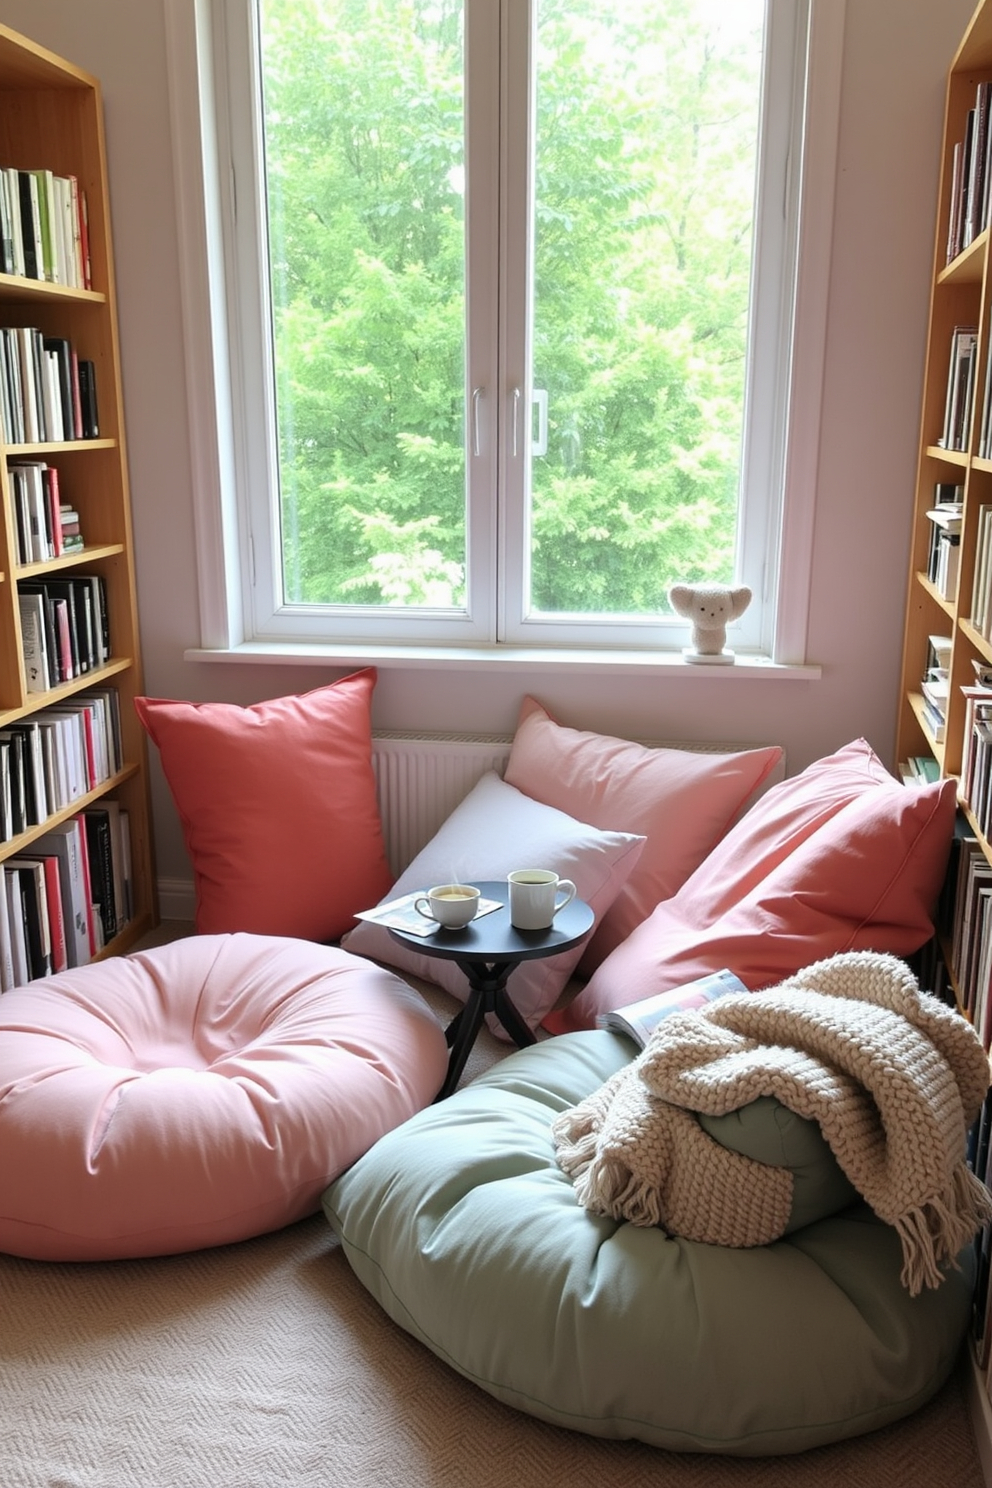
[552,951,992,1294]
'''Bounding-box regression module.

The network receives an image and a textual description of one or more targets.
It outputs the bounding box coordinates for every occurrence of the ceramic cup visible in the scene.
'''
[507,869,577,931]
[413,883,481,929]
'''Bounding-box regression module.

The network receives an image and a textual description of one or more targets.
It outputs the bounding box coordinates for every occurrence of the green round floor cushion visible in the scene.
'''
[322,1031,975,1456]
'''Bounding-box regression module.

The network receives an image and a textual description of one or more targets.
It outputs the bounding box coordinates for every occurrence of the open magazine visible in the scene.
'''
[597,968,748,1049]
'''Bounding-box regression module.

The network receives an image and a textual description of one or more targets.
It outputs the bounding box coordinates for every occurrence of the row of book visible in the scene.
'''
[898,753,941,785]
[968,1087,992,1373]
[961,670,992,834]
[925,489,962,603]
[972,505,992,642]
[937,325,978,452]
[0,164,91,289]
[0,804,130,991]
[17,573,109,694]
[0,687,122,844]
[942,831,992,1043]
[0,326,98,447]
[919,632,951,743]
[947,80,992,263]
[9,460,83,564]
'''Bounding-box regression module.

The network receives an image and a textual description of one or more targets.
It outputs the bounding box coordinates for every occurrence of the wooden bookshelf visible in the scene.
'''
[0,22,156,965]
[896,0,992,1455]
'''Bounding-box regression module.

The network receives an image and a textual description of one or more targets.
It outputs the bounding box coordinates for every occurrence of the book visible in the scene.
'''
[101,798,129,933]
[28,168,57,282]
[595,969,748,1048]
[0,857,13,990]
[4,867,28,985]
[77,359,98,437]
[27,819,91,968]
[15,170,40,280]
[20,850,67,974]
[83,806,117,945]
[6,857,52,979]
[17,589,52,693]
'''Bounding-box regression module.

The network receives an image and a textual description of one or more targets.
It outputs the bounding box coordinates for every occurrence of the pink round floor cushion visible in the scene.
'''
[0,933,449,1261]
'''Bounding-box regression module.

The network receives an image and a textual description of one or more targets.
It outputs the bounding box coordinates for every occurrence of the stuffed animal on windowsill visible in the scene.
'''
[668,583,752,665]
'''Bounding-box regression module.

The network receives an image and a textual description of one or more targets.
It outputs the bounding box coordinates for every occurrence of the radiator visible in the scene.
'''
[371,732,512,877]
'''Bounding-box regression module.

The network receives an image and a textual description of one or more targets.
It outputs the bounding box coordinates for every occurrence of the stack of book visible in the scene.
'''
[6,461,83,563]
[899,754,942,786]
[926,499,964,601]
[920,633,953,742]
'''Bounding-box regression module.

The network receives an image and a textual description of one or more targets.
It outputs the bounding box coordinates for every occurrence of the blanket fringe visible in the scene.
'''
[573,1160,664,1228]
[551,1108,665,1226]
[551,1114,598,1183]
[894,1165,992,1296]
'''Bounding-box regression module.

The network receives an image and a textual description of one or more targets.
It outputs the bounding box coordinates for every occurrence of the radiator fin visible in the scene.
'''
[372,735,512,877]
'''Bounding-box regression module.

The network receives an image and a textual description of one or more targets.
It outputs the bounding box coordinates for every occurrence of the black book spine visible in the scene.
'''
[16,172,38,279]
[77,359,98,438]
[83,808,116,942]
[14,867,47,978]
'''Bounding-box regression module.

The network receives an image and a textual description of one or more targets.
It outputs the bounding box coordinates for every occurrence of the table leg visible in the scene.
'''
[436,990,487,1100]
[434,957,536,1100]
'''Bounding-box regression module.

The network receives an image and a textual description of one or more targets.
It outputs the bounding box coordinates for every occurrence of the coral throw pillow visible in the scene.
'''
[550,740,957,1033]
[135,669,393,942]
[503,697,783,972]
[343,770,645,1033]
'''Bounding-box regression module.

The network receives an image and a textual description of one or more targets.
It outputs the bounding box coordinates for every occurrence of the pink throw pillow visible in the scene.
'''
[503,696,783,971]
[549,744,957,1034]
[135,669,393,942]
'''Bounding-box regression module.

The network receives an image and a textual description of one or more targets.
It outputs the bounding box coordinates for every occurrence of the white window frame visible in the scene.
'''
[164,0,844,668]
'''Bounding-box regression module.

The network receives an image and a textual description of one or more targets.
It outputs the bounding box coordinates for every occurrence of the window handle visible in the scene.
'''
[512,386,521,458]
[471,386,484,458]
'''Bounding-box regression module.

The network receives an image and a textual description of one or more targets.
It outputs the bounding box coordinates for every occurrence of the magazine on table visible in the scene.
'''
[596,968,748,1048]
[353,890,503,937]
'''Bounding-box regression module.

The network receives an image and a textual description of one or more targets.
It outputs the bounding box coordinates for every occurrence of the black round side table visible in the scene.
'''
[388,879,594,1099]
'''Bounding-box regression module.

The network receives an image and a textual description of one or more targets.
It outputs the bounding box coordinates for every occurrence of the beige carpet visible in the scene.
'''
[0,1214,983,1488]
[0,930,985,1487]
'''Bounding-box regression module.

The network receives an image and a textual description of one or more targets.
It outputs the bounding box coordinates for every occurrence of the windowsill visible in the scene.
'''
[184,641,822,679]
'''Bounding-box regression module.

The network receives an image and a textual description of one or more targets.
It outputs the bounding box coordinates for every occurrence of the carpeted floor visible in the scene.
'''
[0,1209,983,1488]
[0,925,985,1487]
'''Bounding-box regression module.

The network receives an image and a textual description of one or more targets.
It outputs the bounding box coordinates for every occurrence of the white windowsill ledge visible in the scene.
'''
[184,642,822,679]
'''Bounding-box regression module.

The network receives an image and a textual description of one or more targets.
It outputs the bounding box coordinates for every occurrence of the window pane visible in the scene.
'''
[528,0,765,616]
[258,0,468,610]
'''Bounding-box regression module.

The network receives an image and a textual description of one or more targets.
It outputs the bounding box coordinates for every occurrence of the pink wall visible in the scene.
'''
[0,0,979,893]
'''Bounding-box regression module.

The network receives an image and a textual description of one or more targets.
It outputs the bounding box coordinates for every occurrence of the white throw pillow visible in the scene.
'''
[342,771,645,1033]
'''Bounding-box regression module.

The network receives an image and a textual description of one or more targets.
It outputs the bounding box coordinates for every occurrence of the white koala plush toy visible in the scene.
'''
[668,583,752,664]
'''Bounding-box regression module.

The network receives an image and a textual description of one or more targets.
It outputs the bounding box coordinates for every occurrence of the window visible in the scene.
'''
[167,0,842,662]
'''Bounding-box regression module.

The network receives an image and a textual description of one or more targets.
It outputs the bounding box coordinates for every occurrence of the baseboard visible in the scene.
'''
[156,876,196,923]
[967,1347,992,1488]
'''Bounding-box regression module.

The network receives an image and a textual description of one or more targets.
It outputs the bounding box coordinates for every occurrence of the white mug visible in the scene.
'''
[413,883,481,929]
[507,869,576,931]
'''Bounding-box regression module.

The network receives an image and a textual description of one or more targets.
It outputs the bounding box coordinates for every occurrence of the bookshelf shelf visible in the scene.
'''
[0,21,156,976]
